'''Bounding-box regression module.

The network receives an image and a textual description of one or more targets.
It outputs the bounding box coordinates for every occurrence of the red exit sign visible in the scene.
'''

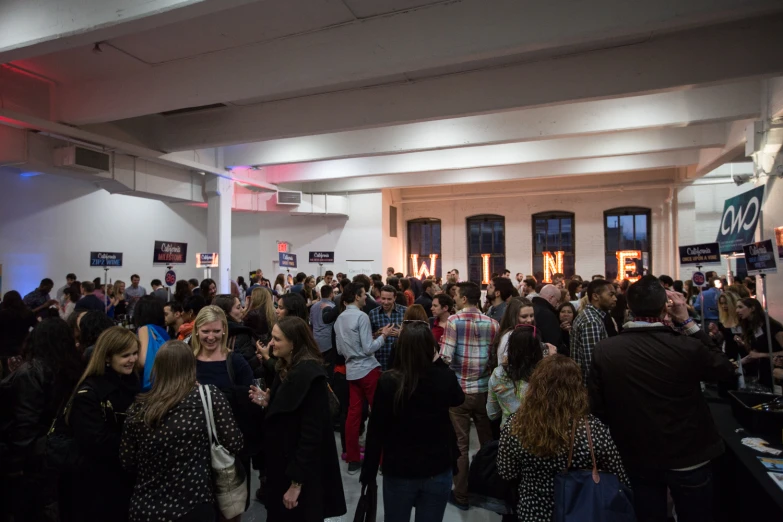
[277,242,289,253]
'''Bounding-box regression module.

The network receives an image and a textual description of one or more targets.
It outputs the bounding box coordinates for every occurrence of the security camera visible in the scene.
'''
[732,174,753,186]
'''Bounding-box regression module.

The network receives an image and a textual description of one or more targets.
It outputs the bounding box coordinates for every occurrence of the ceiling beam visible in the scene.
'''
[295,150,702,192]
[222,80,760,167]
[0,0,259,63]
[126,14,783,150]
[261,124,726,183]
[56,3,783,125]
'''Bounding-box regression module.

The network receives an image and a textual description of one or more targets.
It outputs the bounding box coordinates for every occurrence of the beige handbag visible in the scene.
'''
[198,385,247,518]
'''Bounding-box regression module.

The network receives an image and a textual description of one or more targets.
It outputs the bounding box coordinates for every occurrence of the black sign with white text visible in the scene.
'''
[90,251,123,267]
[153,241,188,264]
[309,251,335,263]
[743,239,778,275]
[678,243,721,266]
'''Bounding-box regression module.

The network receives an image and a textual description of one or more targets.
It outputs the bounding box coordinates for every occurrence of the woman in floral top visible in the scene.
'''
[487,325,543,426]
[121,340,243,522]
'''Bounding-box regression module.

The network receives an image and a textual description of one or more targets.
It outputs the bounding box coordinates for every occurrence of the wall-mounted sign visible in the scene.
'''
[616,250,642,283]
[743,239,778,276]
[90,251,123,267]
[165,270,177,286]
[279,252,297,268]
[277,241,290,253]
[542,251,564,283]
[716,185,764,254]
[678,243,721,266]
[410,254,438,279]
[309,251,335,264]
[153,241,188,264]
[196,252,219,268]
[692,271,706,287]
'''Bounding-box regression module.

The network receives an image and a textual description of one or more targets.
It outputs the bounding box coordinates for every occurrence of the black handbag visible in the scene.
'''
[468,439,518,515]
[43,395,83,473]
[327,383,341,423]
[353,482,377,522]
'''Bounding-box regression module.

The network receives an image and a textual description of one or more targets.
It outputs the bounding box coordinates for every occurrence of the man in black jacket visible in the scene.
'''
[531,284,564,352]
[414,280,435,317]
[589,275,734,522]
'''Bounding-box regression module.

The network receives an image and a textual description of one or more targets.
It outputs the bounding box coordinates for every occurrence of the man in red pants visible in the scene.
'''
[334,282,394,474]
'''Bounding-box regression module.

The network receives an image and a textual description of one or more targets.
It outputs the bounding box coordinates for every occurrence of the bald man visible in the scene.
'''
[531,284,565,353]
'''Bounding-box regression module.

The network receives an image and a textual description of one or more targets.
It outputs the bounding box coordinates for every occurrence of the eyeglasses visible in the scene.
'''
[514,324,538,338]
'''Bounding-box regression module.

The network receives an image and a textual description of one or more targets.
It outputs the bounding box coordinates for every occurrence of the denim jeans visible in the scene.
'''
[383,470,453,522]
[630,463,713,522]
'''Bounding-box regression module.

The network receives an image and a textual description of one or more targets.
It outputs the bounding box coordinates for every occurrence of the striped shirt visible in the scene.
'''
[440,307,499,394]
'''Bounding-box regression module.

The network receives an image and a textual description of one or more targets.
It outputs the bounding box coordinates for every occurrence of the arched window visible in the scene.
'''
[604,207,652,281]
[466,214,505,287]
[407,218,441,278]
[532,211,575,283]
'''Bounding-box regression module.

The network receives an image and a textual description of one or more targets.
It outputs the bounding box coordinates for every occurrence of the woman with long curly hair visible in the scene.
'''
[497,355,629,521]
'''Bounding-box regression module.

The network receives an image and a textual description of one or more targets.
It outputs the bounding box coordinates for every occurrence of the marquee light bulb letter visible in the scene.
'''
[616,250,642,282]
[410,254,438,279]
[482,254,491,285]
[542,251,564,283]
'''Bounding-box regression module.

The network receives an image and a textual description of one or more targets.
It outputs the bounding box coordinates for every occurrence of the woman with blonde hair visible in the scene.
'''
[718,291,743,360]
[67,327,141,522]
[244,287,276,343]
[497,355,629,521]
[121,340,243,522]
[192,305,253,391]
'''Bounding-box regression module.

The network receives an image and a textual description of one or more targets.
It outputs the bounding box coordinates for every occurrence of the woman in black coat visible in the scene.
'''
[250,317,346,522]
[67,326,141,522]
[0,318,84,522]
[0,290,37,376]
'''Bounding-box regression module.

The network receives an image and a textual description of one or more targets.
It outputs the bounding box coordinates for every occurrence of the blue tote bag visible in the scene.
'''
[553,418,636,522]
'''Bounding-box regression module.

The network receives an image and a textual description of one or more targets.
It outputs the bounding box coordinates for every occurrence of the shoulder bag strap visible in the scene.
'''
[584,417,600,484]
[197,385,214,445]
[225,355,236,385]
[203,385,223,447]
[565,418,577,471]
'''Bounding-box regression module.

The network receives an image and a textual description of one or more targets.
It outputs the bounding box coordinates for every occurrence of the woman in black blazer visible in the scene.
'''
[68,326,141,522]
[360,320,465,522]
[250,316,346,522]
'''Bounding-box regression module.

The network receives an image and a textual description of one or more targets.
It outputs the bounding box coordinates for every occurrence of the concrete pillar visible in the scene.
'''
[205,174,233,293]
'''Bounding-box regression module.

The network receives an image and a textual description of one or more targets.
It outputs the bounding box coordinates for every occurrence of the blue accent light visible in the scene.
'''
[19,171,41,178]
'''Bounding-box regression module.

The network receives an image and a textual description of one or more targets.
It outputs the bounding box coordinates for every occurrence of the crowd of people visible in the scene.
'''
[0,265,780,522]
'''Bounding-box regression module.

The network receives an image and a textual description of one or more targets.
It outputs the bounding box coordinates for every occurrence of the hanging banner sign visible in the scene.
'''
[309,251,335,264]
[716,185,765,254]
[692,271,707,288]
[279,252,297,268]
[196,253,219,268]
[743,239,778,276]
[90,251,123,267]
[153,241,188,264]
[678,243,721,266]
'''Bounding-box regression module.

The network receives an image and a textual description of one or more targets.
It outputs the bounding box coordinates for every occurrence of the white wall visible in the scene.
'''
[0,169,208,296]
[230,192,384,281]
[399,172,676,281]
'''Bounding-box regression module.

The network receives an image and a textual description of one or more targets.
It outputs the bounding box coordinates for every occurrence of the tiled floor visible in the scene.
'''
[243,425,502,522]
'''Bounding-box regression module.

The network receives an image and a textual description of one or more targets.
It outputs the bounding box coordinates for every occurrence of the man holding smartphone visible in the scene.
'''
[368,285,407,371]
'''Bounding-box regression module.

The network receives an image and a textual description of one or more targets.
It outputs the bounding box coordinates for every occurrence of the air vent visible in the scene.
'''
[53,146,111,172]
[276,191,302,205]
[160,103,227,116]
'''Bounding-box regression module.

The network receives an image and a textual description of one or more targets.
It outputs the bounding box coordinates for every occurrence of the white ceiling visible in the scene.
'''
[1,0,782,197]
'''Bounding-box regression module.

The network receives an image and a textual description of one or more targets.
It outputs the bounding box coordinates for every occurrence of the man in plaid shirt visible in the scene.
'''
[368,285,406,370]
[571,278,617,386]
[439,282,499,510]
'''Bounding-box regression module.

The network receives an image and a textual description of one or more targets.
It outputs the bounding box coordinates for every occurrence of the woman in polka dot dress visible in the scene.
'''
[121,340,244,522]
[497,355,630,521]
